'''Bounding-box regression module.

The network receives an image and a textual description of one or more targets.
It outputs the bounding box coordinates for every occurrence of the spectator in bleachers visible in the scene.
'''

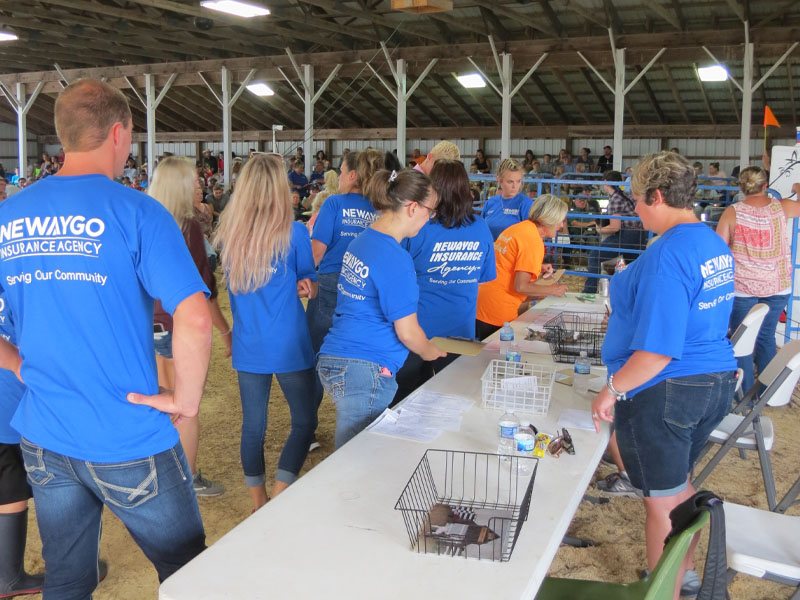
[597,145,613,172]
[582,171,646,293]
[523,149,535,172]
[540,153,555,175]
[472,149,491,174]
[289,162,310,204]
[123,157,138,180]
[309,160,325,189]
[576,147,594,170]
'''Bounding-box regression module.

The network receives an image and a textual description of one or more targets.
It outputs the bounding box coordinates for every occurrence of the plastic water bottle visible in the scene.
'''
[614,257,627,274]
[497,410,519,457]
[573,351,591,396]
[499,322,515,360]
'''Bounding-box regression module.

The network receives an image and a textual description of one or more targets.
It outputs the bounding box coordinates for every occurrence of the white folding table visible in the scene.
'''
[160,295,610,600]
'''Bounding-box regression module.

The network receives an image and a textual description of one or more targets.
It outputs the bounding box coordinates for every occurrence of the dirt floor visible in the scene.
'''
[21,281,800,599]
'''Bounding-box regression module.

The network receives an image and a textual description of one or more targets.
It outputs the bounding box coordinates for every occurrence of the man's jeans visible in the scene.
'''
[20,438,206,600]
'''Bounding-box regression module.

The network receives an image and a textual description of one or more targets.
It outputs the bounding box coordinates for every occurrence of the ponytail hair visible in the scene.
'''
[355,148,384,192]
[365,169,431,212]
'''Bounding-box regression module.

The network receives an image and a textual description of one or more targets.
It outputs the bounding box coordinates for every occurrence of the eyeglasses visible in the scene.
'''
[547,428,575,457]
[417,201,437,219]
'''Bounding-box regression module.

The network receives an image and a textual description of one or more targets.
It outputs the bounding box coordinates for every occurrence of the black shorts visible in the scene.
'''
[0,443,32,504]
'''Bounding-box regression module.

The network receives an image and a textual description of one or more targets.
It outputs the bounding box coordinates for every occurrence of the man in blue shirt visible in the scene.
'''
[0,79,212,598]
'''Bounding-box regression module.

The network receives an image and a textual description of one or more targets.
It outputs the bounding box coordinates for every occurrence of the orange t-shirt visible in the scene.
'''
[476,220,544,326]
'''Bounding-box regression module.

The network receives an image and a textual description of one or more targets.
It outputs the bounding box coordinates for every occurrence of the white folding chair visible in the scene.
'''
[730,303,769,398]
[725,480,800,599]
[693,340,800,511]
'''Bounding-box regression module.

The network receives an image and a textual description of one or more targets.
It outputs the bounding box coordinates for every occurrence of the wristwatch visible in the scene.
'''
[607,374,627,401]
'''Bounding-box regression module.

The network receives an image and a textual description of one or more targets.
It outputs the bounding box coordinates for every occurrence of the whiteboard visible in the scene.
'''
[770,145,800,199]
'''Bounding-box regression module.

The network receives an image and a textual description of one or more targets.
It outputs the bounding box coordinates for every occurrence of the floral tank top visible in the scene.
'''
[730,200,791,297]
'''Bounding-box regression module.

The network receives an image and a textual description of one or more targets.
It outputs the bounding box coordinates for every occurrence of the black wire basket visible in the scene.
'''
[394,450,538,562]
[543,311,606,365]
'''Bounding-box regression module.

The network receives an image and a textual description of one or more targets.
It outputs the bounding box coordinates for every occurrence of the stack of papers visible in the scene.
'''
[367,391,473,443]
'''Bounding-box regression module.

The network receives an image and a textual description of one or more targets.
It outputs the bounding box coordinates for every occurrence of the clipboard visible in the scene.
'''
[531,269,565,287]
[431,337,485,356]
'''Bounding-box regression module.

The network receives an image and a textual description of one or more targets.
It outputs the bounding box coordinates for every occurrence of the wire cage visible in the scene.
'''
[543,311,606,365]
[481,360,556,415]
[395,450,538,562]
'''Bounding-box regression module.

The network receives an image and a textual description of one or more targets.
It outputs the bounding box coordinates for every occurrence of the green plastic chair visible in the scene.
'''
[535,511,710,600]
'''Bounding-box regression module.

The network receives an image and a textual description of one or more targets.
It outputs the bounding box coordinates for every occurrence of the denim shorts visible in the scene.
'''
[615,371,735,497]
[154,331,173,359]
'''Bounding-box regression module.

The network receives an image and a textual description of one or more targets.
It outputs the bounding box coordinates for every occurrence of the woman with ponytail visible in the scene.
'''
[317,169,446,448]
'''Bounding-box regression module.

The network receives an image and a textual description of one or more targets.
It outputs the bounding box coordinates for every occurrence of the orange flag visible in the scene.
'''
[764,105,780,128]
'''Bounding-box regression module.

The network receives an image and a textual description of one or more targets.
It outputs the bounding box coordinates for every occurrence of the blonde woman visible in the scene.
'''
[481,158,533,240]
[213,154,318,510]
[149,157,231,497]
[476,194,568,339]
[716,166,800,391]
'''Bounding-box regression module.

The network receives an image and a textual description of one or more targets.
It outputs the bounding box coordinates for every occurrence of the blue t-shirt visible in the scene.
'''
[0,292,25,444]
[0,175,209,461]
[601,223,736,398]
[229,222,317,374]
[321,228,418,373]
[288,170,310,198]
[312,192,377,275]
[482,193,534,240]
[403,217,496,339]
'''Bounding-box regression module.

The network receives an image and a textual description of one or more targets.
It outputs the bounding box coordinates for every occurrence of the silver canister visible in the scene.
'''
[598,278,609,297]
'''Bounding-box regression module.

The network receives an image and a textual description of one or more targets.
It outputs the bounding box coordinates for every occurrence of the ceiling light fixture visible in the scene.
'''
[247,82,274,96]
[200,1,270,18]
[0,30,18,42]
[456,73,486,89]
[697,65,728,82]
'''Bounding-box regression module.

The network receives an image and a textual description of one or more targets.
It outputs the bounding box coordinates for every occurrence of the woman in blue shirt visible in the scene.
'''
[481,158,534,240]
[307,149,384,355]
[394,160,496,403]
[213,154,319,511]
[318,169,447,448]
[592,151,736,595]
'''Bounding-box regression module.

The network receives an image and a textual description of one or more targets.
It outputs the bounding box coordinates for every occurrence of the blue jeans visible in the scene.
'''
[729,294,789,393]
[237,369,319,486]
[317,356,398,449]
[305,272,339,355]
[615,371,735,497]
[20,438,205,600]
[582,228,646,293]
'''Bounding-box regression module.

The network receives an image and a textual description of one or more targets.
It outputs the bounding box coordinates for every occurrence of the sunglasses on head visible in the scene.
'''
[547,428,575,457]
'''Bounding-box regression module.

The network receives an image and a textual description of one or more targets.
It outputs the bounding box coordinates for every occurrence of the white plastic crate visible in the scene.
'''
[480,360,556,415]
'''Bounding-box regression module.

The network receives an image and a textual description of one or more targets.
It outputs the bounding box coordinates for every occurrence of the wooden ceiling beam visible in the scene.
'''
[579,68,613,121]
[692,62,717,125]
[788,60,797,124]
[661,64,690,124]
[552,69,590,123]
[417,81,461,128]
[530,73,571,123]
[429,73,483,126]
[5,27,800,90]
[633,64,667,124]
[125,0,350,50]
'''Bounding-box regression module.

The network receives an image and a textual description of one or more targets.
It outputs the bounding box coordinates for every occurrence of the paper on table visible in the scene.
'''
[517,340,551,354]
[367,409,442,442]
[431,337,484,356]
[500,375,538,392]
[554,369,573,386]
[404,390,473,412]
[557,409,596,431]
[546,302,606,314]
